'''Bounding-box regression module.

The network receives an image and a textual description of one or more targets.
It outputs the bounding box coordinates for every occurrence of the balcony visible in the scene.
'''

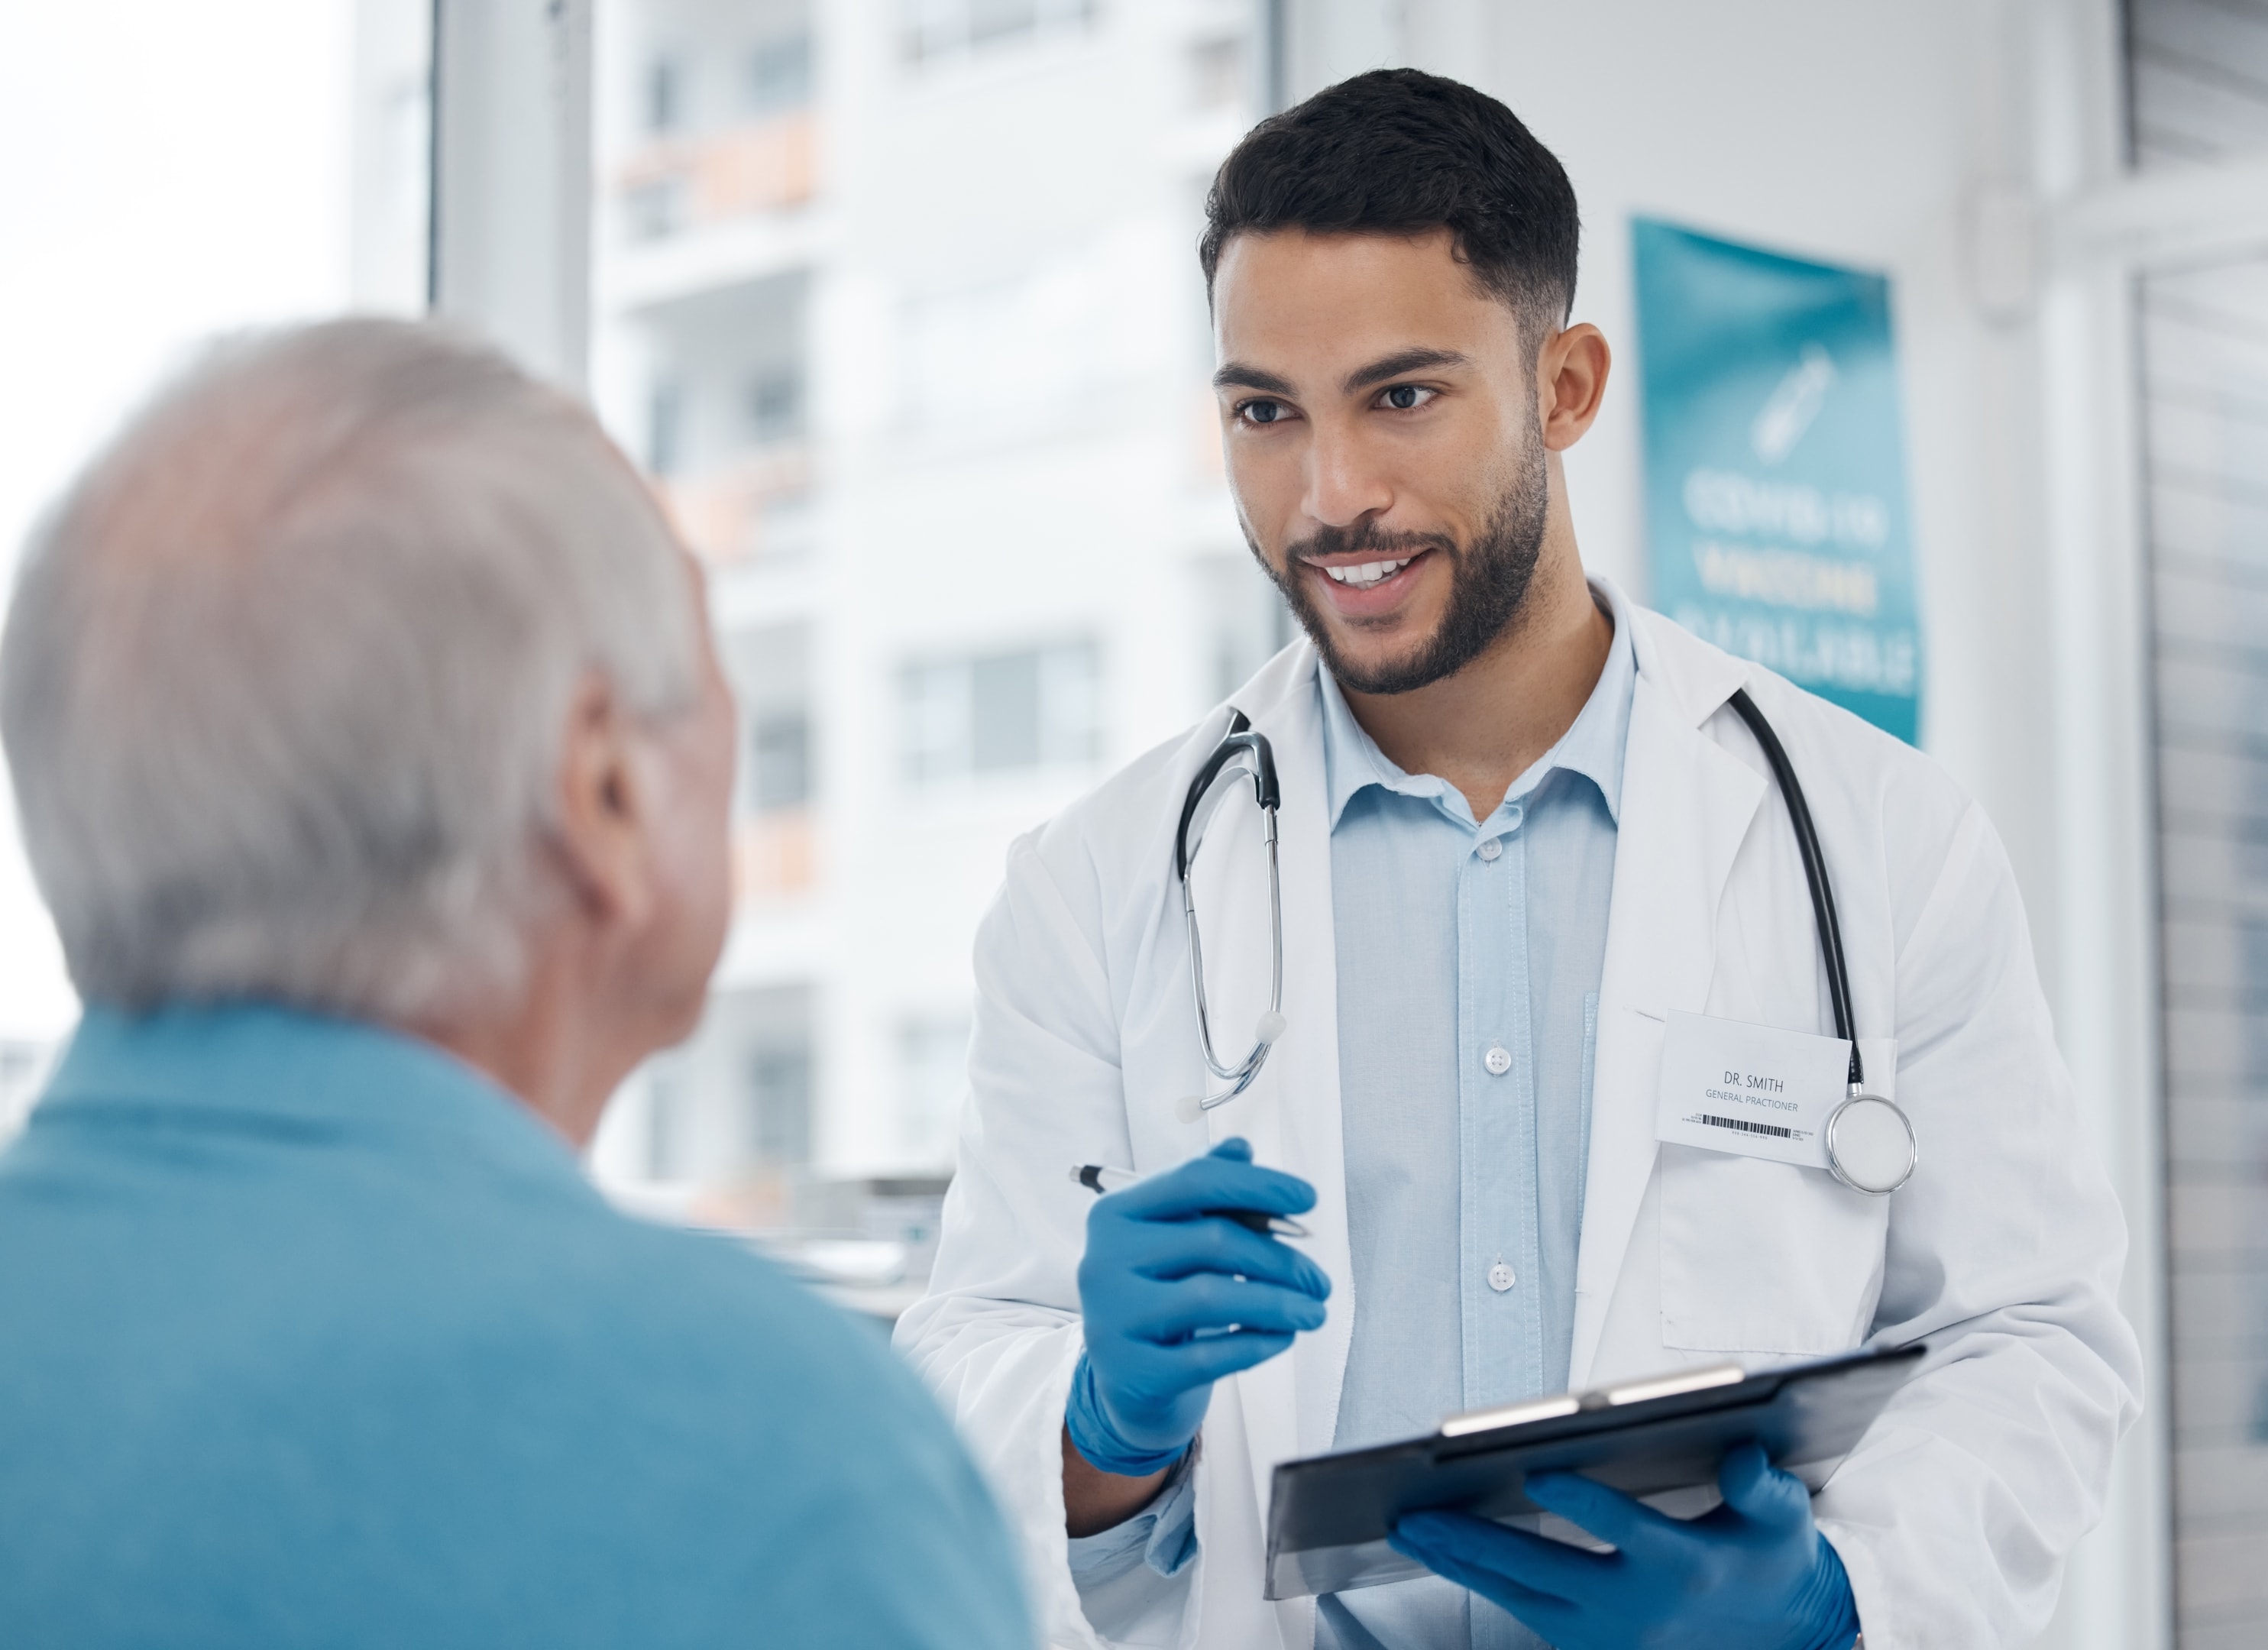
[733,809,816,906]
[617,109,815,241]
[660,446,813,566]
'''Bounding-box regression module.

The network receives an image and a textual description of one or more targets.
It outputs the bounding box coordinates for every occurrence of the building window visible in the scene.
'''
[1188,35,1245,111]
[899,1017,971,1168]
[645,54,684,134]
[747,1036,813,1166]
[646,379,684,477]
[746,367,804,445]
[902,251,1116,436]
[901,0,1098,65]
[747,34,812,115]
[750,710,811,813]
[900,639,1101,785]
[725,623,814,817]
[642,984,814,1184]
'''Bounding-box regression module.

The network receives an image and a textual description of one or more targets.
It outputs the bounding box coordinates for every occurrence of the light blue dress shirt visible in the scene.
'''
[1071,585,1637,1650]
[0,1004,1029,1650]
[1318,585,1633,1650]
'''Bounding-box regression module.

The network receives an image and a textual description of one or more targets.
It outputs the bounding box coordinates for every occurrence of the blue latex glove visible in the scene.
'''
[1065,1138,1329,1477]
[1390,1442,1860,1650]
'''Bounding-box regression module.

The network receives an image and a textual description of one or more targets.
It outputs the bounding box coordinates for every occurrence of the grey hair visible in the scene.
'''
[0,318,703,1019]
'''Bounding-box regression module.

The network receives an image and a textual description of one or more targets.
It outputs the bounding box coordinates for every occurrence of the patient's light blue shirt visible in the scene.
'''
[1069,585,1636,1650]
[0,1004,1028,1650]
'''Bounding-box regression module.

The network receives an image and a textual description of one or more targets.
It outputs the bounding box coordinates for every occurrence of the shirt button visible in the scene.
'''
[1504,804,1523,828]
[1477,837,1503,862]
[1488,1261,1516,1292]
[1483,1043,1512,1076]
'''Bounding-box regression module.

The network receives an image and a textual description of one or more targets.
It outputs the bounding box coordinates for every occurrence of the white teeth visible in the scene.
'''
[1323,557,1410,590]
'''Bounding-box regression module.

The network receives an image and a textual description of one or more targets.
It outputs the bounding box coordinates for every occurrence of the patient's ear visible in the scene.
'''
[550,670,657,929]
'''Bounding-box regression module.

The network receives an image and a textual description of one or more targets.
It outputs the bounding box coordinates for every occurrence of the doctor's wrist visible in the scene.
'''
[1064,1353,1193,1479]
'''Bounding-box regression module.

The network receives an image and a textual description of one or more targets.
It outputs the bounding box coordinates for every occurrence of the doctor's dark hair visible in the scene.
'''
[1199,68,1580,353]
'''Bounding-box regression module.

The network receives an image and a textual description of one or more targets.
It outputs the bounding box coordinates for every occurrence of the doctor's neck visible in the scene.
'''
[1338,464,1613,824]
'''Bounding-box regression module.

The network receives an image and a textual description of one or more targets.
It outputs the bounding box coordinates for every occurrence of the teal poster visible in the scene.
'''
[1631,219,1922,742]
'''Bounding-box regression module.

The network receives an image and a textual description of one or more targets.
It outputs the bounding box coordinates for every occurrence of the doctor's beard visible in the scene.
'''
[1254,430,1551,697]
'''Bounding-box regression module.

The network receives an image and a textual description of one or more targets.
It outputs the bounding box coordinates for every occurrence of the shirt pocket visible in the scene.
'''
[1655,1037,1896,1357]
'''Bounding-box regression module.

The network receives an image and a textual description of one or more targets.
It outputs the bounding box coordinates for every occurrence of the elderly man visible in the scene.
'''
[0,321,1029,1648]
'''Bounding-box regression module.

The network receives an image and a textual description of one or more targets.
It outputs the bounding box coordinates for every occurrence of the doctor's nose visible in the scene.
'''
[1300,438,1395,533]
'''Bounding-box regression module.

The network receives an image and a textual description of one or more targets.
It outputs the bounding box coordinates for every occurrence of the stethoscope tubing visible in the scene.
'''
[1176,687,1913,1191]
[1723,688,1865,1092]
[1176,710,1284,1105]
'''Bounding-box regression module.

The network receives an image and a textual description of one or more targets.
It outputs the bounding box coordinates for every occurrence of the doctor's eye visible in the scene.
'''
[1235,398,1289,427]
[1379,384,1436,412]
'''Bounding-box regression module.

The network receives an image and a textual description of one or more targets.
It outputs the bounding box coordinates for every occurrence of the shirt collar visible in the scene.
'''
[1317,576,1638,831]
[37,1000,589,1186]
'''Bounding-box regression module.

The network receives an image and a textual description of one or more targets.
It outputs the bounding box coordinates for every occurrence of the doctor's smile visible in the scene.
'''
[1299,542,1433,607]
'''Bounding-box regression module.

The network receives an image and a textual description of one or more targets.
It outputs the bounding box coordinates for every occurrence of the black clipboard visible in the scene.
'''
[1263,1342,1924,1601]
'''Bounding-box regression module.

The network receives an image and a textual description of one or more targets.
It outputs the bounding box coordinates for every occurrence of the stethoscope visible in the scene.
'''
[1171,690,1918,1195]
[1173,710,1285,1124]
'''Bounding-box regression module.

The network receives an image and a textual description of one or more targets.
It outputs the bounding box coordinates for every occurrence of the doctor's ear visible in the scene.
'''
[1535,322,1610,451]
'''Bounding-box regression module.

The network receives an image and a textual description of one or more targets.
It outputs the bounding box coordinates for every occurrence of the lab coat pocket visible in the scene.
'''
[1657,1146,1888,1357]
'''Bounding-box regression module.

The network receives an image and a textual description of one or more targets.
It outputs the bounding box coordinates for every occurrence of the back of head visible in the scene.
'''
[1199,66,1580,352]
[0,319,700,1021]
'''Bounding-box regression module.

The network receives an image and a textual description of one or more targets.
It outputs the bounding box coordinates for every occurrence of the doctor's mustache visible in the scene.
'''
[1282,522,1460,565]
[1254,455,1551,696]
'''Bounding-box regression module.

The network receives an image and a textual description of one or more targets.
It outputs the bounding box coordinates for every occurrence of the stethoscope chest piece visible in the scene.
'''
[1825,1091,1917,1195]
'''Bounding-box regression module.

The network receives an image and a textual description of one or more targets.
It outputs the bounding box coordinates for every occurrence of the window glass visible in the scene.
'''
[0,0,421,1142]
[899,640,1101,785]
[582,0,1277,1298]
[903,0,1097,64]
[747,34,812,115]
[899,1017,973,1170]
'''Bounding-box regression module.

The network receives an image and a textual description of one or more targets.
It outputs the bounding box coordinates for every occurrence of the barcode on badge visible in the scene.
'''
[1699,1114,1794,1139]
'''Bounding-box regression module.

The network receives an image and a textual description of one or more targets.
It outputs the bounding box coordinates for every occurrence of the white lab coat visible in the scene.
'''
[895,594,2140,1650]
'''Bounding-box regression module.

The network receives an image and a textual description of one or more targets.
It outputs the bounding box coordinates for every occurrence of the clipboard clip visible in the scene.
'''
[1438,1363,1746,1438]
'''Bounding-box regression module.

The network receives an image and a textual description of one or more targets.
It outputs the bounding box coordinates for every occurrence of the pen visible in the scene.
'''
[1070,1163,1311,1238]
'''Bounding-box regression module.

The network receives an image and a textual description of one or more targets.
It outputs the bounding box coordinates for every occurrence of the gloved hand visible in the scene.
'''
[1390,1442,1861,1650]
[1065,1138,1329,1477]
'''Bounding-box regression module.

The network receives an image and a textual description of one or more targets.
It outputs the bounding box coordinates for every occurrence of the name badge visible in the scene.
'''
[1655,1011,1849,1171]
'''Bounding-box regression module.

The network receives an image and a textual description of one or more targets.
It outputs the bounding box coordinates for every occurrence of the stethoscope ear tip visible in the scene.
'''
[1254,1011,1287,1046]
[1176,1093,1205,1125]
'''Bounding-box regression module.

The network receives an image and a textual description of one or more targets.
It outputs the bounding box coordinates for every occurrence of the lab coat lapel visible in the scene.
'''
[1568,614,1764,1388]
[1191,645,1352,1528]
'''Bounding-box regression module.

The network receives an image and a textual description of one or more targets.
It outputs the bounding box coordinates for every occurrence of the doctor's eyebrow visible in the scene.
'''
[1212,362,1296,395]
[1341,348,1469,393]
[1212,348,1472,399]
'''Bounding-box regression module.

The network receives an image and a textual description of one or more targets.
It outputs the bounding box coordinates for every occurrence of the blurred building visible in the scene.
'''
[579,0,1287,1220]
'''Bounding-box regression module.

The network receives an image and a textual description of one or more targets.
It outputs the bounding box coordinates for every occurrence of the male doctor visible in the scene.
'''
[895,69,2140,1650]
